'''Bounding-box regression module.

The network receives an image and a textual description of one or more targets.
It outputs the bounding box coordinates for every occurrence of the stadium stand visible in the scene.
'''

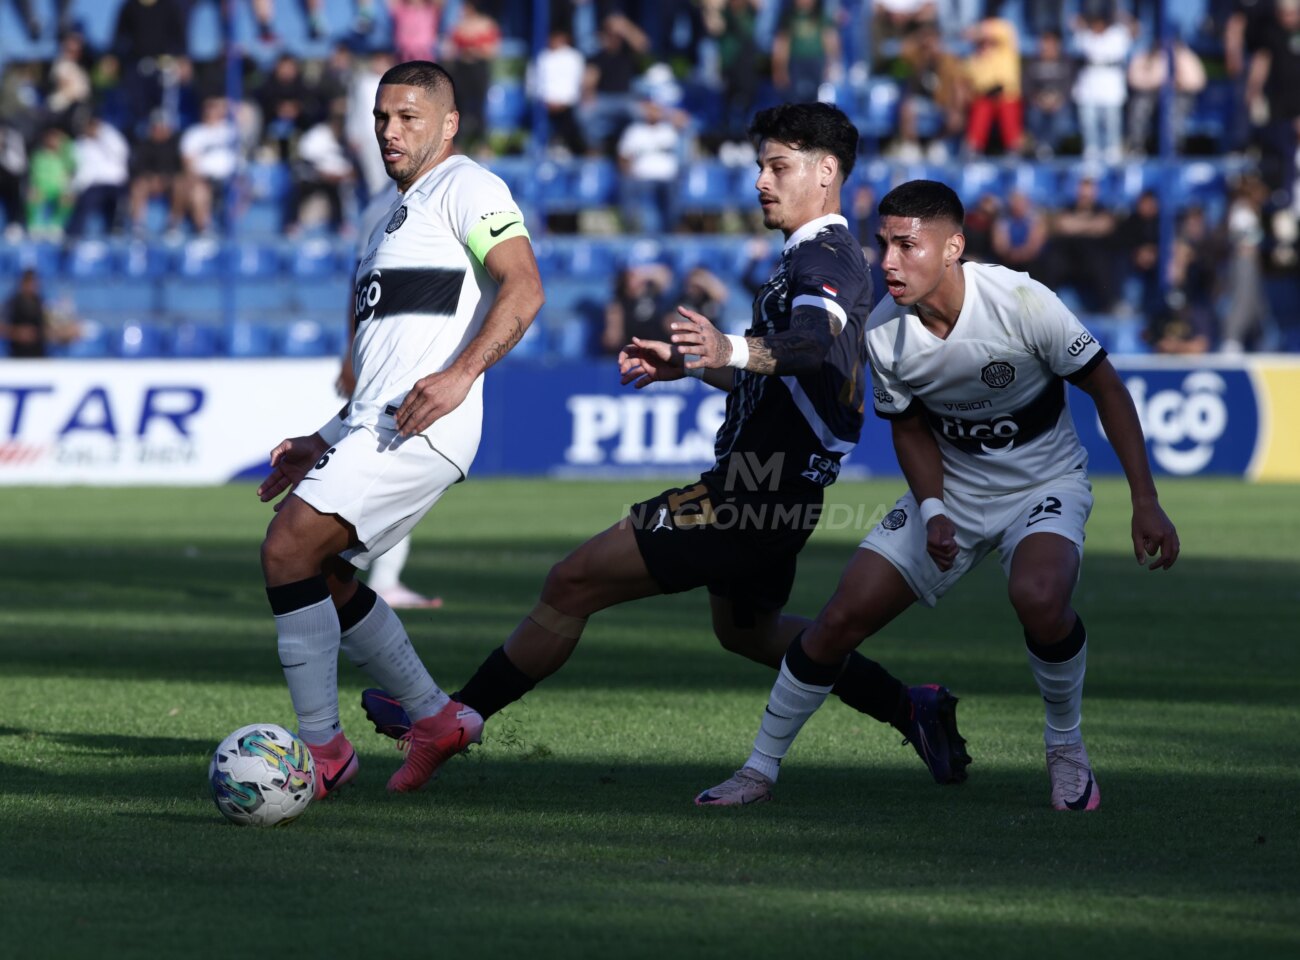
[1,0,1297,360]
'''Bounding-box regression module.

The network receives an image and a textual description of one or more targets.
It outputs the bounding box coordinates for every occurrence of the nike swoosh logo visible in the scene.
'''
[1026,515,1055,526]
[1065,776,1094,810]
[489,220,520,237]
[322,750,356,792]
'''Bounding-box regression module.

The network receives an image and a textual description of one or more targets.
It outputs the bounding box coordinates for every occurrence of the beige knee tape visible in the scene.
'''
[528,602,587,640]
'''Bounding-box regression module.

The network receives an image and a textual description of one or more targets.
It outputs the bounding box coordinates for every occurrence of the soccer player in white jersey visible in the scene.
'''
[697,179,1179,810]
[336,183,443,611]
[256,61,544,796]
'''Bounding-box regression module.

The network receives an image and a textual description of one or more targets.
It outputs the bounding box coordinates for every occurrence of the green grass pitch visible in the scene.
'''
[0,478,1297,958]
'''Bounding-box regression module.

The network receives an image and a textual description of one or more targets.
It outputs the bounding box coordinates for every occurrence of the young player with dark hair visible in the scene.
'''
[696,179,1180,810]
[256,60,544,796]
[362,103,971,793]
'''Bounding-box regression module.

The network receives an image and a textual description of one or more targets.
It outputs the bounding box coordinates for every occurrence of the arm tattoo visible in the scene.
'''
[745,308,836,376]
[481,316,525,368]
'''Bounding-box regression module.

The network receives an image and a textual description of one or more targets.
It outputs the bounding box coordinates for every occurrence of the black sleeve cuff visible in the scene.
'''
[1065,349,1108,385]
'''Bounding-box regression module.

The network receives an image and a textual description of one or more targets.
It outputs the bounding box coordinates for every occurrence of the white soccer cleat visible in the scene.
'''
[694,767,774,807]
[1047,740,1101,811]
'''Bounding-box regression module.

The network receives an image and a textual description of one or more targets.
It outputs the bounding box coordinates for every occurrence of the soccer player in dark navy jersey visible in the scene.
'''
[362,103,970,795]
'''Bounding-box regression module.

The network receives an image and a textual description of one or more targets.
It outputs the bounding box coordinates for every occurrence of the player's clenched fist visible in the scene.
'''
[395,368,475,437]
[926,514,959,571]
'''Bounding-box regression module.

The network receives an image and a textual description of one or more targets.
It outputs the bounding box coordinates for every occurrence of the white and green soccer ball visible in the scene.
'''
[209,723,314,827]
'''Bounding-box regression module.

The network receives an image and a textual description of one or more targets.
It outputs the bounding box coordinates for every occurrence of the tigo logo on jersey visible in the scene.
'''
[981,361,1016,389]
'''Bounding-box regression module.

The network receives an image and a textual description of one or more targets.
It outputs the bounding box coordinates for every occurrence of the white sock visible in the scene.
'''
[340,594,449,722]
[367,534,411,592]
[1027,640,1087,747]
[746,660,835,782]
[275,595,342,746]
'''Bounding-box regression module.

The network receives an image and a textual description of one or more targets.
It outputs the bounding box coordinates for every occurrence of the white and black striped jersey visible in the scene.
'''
[703,213,873,499]
[347,155,528,475]
[867,261,1107,495]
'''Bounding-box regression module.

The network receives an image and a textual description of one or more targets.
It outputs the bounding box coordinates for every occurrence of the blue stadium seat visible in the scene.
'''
[120,242,173,279]
[169,322,222,358]
[13,243,61,277]
[65,240,115,278]
[1113,162,1164,208]
[59,319,112,359]
[858,79,901,140]
[290,239,339,277]
[231,243,282,278]
[1008,163,1061,206]
[235,201,282,240]
[177,238,226,278]
[562,240,618,280]
[1175,161,1228,209]
[225,321,279,357]
[247,162,291,202]
[535,161,574,214]
[116,321,168,358]
[282,319,341,357]
[486,83,528,131]
[679,162,738,214]
[570,159,619,208]
[957,162,1006,206]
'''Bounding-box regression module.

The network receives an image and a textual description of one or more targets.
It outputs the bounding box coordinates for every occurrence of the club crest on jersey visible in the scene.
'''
[881,508,907,530]
[981,361,1016,389]
[385,205,408,233]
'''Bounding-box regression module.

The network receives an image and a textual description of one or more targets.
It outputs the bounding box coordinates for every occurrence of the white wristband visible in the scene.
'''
[919,498,947,524]
[725,334,750,370]
[683,353,705,379]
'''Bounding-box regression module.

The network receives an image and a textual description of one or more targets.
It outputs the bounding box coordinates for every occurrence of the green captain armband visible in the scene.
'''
[466,210,530,264]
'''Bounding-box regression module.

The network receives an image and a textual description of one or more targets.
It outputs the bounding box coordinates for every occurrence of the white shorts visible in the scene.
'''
[860,471,1093,607]
[293,424,463,571]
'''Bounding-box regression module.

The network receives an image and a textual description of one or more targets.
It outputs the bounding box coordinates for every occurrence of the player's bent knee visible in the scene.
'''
[1009,577,1071,634]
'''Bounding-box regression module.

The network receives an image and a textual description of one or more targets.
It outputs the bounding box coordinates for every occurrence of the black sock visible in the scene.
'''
[832,651,910,727]
[337,582,377,633]
[1025,614,1086,663]
[452,646,537,720]
[783,631,846,686]
[265,575,330,615]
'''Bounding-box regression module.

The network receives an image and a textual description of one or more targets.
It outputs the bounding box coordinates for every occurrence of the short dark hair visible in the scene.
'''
[379,60,457,107]
[878,180,964,227]
[747,102,858,180]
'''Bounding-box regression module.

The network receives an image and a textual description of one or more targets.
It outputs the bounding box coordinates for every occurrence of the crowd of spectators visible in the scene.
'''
[0,0,1297,356]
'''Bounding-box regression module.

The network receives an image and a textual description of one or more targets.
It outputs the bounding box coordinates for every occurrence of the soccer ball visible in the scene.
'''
[209,723,315,827]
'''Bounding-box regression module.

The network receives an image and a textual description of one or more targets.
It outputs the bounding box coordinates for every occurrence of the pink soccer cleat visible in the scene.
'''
[386,700,484,793]
[307,731,359,800]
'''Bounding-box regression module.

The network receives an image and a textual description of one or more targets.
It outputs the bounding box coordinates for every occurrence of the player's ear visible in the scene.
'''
[444,109,460,140]
[819,152,838,188]
[946,229,965,265]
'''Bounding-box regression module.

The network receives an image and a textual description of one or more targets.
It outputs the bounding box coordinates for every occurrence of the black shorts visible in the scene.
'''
[627,480,821,613]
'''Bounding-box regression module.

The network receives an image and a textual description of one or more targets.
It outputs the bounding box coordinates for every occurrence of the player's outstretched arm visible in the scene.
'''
[257,433,330,508]
[1076,359,1180,571]
[395,235,545,437]
[619,333,735,391]
[891,411,958,571]
[669,305,836,377]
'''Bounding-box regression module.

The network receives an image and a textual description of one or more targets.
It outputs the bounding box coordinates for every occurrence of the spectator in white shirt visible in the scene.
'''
[534,26,587,156]
[1071,9,1138,164]
[176,97,241,235]
[284,103,355,235]
[67,116,130,237]
[617,97,687,234]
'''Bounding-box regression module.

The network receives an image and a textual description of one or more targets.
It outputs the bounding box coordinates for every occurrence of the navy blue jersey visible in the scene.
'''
[702,214,872,500]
